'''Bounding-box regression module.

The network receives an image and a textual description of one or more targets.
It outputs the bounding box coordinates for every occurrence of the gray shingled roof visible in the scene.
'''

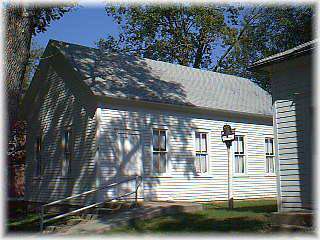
[250,39,317,69]
[50,40,272,116]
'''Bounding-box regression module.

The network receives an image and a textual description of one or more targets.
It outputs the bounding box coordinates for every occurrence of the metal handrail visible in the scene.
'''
[40,175,142,232]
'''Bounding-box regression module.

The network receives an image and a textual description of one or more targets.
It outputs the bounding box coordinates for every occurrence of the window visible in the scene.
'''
[35,135,43,176]
[62,129,72,176]
[265,137,275,174]
[152,129,167,174]
[195,132,208,174]
[234,135,245,174]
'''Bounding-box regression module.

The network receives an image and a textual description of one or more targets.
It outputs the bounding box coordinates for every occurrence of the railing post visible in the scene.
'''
[40,206,44,232]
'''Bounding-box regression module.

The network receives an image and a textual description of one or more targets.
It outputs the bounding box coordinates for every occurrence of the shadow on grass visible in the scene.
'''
[105,201,279,233]
[7,200,278,234]
[8,218,40,233]
[6,201,39,233]
[125,211,272,233]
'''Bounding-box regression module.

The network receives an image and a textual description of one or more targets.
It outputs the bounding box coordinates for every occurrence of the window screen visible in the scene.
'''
[234,136,245,174]
[195,132,208,173]
[152,129,167,174]
[265,138,275,173]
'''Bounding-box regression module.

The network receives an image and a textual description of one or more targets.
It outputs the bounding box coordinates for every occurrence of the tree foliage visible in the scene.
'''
[216,5,314,92]
[98,4,241,69]
[99,4,314,92]
[31,6,75,34]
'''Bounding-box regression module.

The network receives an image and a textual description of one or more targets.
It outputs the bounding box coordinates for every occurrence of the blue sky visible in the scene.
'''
[32,4,242,65]
[33,5,119,49]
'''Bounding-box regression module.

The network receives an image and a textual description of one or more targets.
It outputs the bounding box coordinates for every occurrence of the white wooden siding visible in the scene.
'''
[98,103,276,202]
[25,65,97,205]
[24,63,277,204]
[271,54,313,211]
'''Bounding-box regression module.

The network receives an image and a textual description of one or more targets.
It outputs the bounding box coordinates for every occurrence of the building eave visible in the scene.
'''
[95,95,273,121]
[249,40,317,70]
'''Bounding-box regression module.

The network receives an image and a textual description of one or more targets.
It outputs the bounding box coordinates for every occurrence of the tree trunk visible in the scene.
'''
[213,9,261,72]
[193,28,207,69]
[5,5,33,130]
[5,5,33,198]
[193,43,204,69]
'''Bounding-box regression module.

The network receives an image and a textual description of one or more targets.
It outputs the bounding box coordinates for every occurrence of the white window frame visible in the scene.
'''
[233,135,247,176]
[194,131,210,175]
[265,137,275,175]
[151,128,169,176]
[34,133,43,177]
[61,127,72,177]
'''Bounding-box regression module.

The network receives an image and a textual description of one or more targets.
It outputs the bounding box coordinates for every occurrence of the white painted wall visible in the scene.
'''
[98,102,277,202]
[271,54,313,212]
[24,65,97,205]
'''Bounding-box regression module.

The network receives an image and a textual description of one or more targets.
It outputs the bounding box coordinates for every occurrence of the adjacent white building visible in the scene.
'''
[251,40,315,212]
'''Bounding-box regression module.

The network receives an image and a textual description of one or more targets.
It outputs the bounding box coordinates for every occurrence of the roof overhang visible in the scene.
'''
[95,95,273,122]
[249,39,317,70]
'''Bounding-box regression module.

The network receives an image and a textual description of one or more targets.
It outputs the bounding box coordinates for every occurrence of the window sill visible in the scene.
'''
[194,173,213,178]
[233,174,248,178]
[194,172,212,178]
[147,174,172,178]
[265,173,276,177]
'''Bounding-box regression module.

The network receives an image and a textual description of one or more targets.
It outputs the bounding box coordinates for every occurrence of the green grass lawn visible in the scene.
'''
[8,199,280,233]
[108,199,278,233]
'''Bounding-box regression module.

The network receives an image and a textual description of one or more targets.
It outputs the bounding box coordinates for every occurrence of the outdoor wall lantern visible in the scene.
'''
[221,124,235,146]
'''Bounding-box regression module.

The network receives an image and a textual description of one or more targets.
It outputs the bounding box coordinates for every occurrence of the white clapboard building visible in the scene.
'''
[22,40,277,205]
[251,40,315,212]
